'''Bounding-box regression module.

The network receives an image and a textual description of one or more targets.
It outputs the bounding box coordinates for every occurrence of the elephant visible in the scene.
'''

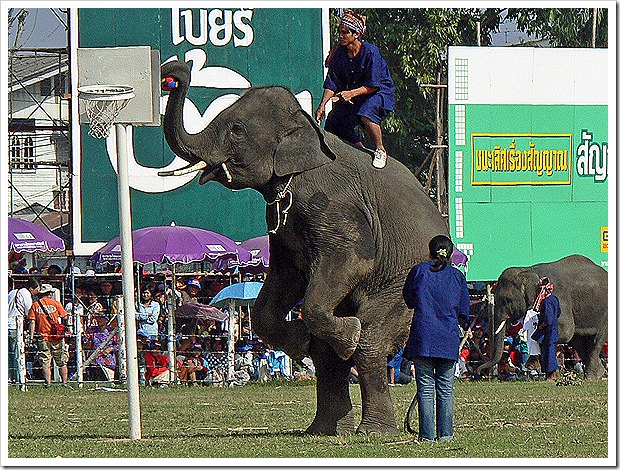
[476,254,608,379]
[159,60,449,435]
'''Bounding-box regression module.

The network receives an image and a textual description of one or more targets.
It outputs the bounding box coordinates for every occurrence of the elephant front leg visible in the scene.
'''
[355,361,398,435]
[302,261,367,361]
[574,332,607,379]
[354,347,398,434]
[306,338,356,435]
[252,251,310,362]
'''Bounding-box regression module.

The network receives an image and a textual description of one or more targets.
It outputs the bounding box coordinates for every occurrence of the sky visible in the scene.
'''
[8,7,68,49]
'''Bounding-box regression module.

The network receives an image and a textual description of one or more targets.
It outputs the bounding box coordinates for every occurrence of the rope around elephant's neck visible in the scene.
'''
[267,174,294,235]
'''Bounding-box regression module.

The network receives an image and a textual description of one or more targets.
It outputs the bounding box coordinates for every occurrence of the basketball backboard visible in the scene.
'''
[77,45,160,126]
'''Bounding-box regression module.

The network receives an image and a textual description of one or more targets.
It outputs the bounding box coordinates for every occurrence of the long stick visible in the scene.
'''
[458,296,487,353]
[81,327,119,368]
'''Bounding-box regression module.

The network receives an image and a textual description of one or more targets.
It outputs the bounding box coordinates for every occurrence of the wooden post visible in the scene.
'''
[420,79,448,214]
[592,8,598,48]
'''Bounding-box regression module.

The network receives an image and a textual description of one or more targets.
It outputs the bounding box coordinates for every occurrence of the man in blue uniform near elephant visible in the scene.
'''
[315,9,395,169]
[531,277,561,381]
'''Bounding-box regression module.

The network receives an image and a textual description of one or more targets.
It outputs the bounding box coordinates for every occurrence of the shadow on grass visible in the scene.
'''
[10,428,308,441]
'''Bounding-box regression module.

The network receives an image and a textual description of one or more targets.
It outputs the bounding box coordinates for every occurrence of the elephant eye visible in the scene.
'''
[230,122,246,140]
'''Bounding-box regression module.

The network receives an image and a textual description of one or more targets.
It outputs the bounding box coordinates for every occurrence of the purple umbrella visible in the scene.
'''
[91,223,252,266]
[8,217,66,253]
[240,235,269,268]
[452,247,468,267]
[222,235,270,273]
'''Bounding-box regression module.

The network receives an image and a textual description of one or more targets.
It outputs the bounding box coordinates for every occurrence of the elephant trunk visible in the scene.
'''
[475,314,507,376]
[161,61,202,165]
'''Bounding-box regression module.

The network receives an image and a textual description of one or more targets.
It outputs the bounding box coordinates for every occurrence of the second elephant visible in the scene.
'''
[477,254,608,379]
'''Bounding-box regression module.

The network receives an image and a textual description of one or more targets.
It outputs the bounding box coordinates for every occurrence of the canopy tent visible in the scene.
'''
[90,223,254,385]
[234,235,269,273]
[452,247,468,267]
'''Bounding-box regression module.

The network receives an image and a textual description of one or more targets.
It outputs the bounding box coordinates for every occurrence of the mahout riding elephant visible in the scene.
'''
[160,60,448,435]
[477,254,607,379]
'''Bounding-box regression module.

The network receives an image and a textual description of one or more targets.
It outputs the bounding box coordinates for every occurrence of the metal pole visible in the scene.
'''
[116,296,127,383]
[116,123,142,440]
[227,299,236,382]
[16,315,27,391]
[487,283,496,377]
[69,256,84,388]
[74,300,84,387]
[592,8,598,48]
[167,265,177,382]
[247,305,252,341]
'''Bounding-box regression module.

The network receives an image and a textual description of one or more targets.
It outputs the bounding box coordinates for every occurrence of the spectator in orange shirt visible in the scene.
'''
[27,284,70,388]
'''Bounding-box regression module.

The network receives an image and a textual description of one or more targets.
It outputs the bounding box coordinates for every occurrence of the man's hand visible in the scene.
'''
[336,90,355,103]
[315,103,326,123]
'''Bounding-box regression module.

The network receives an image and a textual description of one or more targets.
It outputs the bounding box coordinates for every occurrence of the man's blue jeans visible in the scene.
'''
[413,356,456,441]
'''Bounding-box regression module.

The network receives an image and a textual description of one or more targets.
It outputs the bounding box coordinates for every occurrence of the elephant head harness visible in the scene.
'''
[267,174,294,235]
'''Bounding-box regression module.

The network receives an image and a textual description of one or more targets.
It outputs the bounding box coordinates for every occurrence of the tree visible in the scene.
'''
[505,8,608,48]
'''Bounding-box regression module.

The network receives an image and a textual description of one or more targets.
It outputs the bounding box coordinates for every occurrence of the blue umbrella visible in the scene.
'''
[209,281,263,308]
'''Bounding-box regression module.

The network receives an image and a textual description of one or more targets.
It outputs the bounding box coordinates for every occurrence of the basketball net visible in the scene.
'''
[78,86,135,139]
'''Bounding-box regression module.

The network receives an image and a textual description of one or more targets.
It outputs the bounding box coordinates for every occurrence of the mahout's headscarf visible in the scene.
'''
[341,9,366,36]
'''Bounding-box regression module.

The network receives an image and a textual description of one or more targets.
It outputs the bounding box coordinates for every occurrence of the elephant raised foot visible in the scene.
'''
[329,316,362,361]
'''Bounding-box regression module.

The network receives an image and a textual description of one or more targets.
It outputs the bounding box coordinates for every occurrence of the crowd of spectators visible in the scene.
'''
[9,264,607,388]
[8,265,301,387]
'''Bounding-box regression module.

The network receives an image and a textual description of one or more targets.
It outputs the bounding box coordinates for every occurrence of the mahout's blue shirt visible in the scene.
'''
[539,295,561,344]
[324,42,395,110]
[403,260,470,361]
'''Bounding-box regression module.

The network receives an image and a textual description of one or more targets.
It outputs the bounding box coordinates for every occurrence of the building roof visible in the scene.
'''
[9,53,68,91]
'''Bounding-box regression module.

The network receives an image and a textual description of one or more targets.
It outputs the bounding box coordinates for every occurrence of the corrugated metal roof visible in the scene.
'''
[9,53,68,90]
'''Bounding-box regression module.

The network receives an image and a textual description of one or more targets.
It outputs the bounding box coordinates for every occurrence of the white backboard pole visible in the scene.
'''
[116,122,142,440]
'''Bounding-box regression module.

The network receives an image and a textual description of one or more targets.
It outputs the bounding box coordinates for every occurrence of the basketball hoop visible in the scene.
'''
[78,85,135,139]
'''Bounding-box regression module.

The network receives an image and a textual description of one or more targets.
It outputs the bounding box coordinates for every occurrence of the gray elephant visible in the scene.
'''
[477,254,607,379]
[160,60,448,434]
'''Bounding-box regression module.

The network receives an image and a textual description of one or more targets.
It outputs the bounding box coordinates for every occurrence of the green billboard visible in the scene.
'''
[448,47,608,281]
[71,8,327,255]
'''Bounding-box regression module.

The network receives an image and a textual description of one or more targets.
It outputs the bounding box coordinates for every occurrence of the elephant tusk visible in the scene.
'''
[158,160,207,177]
[495,320,506,335]
[221,162,233,183]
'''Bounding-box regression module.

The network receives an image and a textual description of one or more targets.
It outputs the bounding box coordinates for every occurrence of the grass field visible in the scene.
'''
[7,378,609,461]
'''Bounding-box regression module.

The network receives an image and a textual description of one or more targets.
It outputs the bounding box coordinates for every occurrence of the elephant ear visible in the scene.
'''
[517,270,540,309]
[274,109,337,177]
